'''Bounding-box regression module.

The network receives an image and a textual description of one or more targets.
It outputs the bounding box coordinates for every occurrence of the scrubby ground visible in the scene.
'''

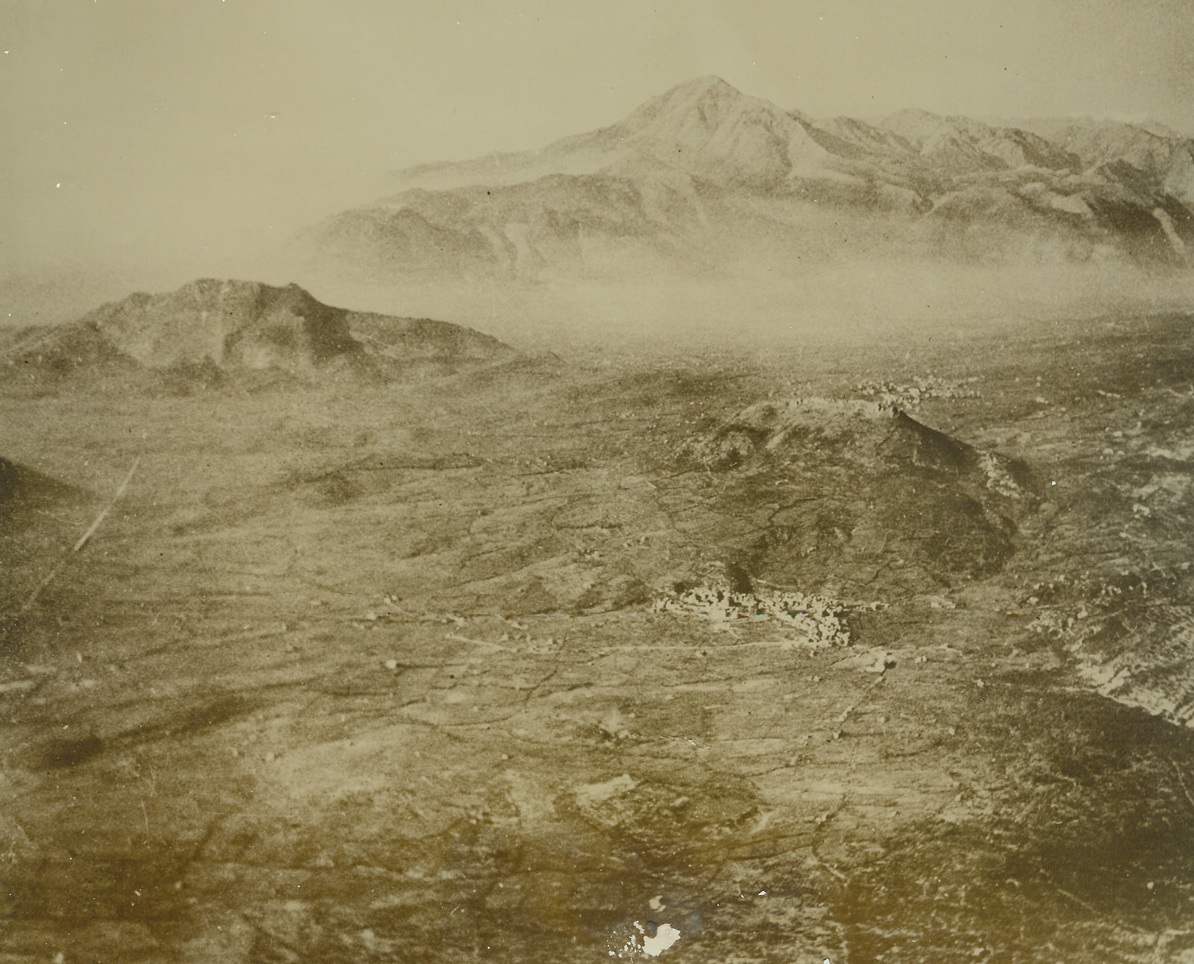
[3,311,1194,962]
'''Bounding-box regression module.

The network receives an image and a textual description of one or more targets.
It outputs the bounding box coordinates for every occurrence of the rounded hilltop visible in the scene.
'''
[678,396,1038,594]
[4,278,516,382]
[81,278,360,371]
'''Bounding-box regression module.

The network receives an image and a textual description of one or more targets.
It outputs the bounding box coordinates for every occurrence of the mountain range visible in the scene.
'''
[291,75,1194,279]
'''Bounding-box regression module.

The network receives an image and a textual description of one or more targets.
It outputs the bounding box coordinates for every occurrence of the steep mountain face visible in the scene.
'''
[879,109,1079,174]
[1017,116,1194,208]
[598,75,835,188]
[6,280,516,379]
[295,76,1194,279]
[382,75,829,192]
[297,175,703,279]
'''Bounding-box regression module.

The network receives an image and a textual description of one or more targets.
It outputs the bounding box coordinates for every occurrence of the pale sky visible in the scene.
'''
[3,0,1193,273]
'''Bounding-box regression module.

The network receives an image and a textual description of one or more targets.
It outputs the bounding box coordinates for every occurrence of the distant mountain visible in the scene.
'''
[1013,116,1194,208]
[382,76,832,192]
[292,76,1194,279]
[3,279,515,380]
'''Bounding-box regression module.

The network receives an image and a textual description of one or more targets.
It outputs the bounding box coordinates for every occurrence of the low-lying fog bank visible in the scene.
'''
[7,260,1194,354]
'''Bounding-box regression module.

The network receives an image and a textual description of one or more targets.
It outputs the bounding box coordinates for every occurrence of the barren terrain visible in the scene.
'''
[2,302,1194,962]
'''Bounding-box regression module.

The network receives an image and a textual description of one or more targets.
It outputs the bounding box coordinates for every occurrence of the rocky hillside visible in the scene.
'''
[294,76,1194,279]
[3,279,516,380]
[678,397,1038,595]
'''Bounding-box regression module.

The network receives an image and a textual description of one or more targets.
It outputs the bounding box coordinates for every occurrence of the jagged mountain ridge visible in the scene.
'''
[3,279,516,378]
[295,75,1194,278]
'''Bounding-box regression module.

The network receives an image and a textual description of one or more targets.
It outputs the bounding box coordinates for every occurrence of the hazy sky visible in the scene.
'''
[3,0,1194,273]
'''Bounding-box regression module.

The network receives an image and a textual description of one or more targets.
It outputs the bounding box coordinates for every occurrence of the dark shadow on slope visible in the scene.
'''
[0,457,89,515]
[676,399,1040,594]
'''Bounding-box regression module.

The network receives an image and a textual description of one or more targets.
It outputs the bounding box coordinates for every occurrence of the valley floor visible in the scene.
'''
[3,310,1194,962]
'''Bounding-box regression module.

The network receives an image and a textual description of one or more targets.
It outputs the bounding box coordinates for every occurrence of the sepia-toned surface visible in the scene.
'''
[5,307,1194,961]
[4,3,1194,962]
